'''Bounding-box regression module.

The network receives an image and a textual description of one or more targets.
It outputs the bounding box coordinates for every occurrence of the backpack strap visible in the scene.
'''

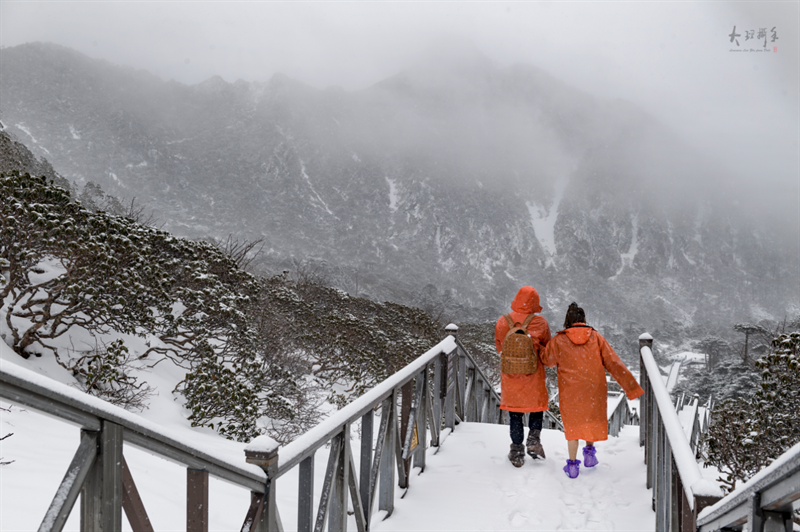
[503,313,515,329]
[521,313,536,330]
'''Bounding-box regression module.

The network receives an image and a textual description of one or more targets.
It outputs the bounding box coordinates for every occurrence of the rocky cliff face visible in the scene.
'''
[1,42,795,328]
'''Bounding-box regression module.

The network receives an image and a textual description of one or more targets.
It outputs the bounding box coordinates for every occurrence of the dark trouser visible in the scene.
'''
[509,411,543,445]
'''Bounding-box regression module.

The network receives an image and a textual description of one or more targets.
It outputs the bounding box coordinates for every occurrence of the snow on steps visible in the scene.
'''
[2,401,655,531]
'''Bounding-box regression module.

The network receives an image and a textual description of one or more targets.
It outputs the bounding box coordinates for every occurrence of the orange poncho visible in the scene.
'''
[495,286,551,413]
[541,324,643,441]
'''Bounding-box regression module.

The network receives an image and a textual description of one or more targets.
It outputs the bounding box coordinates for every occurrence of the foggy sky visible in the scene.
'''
[1,1,798,231]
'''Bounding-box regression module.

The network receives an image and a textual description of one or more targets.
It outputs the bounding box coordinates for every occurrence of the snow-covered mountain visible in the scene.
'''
[1,42,796,328]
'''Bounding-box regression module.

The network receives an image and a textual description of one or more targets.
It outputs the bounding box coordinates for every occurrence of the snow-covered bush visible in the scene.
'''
[703,332,800,492]
[66,338,153,411]
[0,172,466,443]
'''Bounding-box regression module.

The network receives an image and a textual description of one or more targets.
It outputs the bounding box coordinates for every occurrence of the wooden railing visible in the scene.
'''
[696,442,800,532]
[607,390,636,438]
[639,333,724,532]
[0,358,266,532]
[247,323,528,532]
[0,324,518,532]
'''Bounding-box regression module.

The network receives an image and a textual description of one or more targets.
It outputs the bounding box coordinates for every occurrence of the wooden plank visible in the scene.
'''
[39,430,98,532]
[463,372,474,422]
[479,386,488,423]
[346,439,367,532]
[431,358,442,446]
[298,454,315,532]
[425,386,439,445]
[124,430,264,492]
[746,492,763,532]
[81,432,103,532]
[314,436,342,532]
[187,468,209,532]
[328,430,349,532]
[761,469,800,511]
[359,410,372,524]
[379,391,396,515]
[400,381,412,482]
[1,381,101,431]
[369,399,390,518]
[0,367,265,491]
[697,501,748,532]
[393,397,408,490]
[240,492,265,532]
[101,421,124,532]
[444,353,455,431]
[414,371,428,472]
[122,455,154,532]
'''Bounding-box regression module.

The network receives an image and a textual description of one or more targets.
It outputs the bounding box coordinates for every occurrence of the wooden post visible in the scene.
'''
[444,324,457,432]
[432,356,443,446]
[400,381,413,484]
[81,430,103,532]
[187,468,209,532]
[329,428,349,532]
[122,456,154,532]
[82,421,123,532]
[359,410,372,525]
[414,370,428,472]
[693,495,722,530]
[297,454,315,532]
[41,430,98,532]
[747,492,763,532]
[245,442,280,532]
[379,390,396,514]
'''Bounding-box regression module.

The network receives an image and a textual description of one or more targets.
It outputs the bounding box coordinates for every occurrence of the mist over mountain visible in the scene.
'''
[1,42,796,329]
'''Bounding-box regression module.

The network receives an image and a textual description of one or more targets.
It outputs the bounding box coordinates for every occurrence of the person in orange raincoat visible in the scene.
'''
[495,286,551,467]
[541,303,644,479]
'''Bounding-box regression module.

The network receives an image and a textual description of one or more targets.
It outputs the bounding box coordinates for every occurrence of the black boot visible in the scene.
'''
[508,443,525,467]
[526,429,545,459]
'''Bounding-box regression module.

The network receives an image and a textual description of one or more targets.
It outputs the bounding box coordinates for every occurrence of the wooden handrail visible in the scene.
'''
[639,333,723,532]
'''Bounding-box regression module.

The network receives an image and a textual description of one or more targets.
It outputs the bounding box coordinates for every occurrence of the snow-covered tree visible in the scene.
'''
[703,332,800,492]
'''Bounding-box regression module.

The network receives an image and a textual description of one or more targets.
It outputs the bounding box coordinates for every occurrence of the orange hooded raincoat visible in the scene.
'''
[495,286,551,413]
[541,324,643,442]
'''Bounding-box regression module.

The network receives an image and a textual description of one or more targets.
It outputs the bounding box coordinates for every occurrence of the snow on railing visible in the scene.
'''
[607,391,634,437]
[243,324,512,532]
[696,441,800,532]
[0,359,266,532]
[1,324,510,532]
[639,333,723,532]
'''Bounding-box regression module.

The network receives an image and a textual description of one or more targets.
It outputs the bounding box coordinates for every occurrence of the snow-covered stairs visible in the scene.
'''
[371,423,654,532]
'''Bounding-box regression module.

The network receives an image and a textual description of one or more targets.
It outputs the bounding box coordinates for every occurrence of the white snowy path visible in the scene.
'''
[372,423,654,532]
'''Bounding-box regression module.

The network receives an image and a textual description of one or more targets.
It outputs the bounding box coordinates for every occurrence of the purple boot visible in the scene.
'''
[563,459,581,479]
[583,445,598,468]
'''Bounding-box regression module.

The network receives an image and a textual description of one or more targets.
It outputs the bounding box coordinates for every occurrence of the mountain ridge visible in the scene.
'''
[1,41,796,328]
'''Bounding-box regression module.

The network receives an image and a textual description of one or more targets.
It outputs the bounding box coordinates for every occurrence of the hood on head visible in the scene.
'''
[564,324,593,345]
[510,286,543,314]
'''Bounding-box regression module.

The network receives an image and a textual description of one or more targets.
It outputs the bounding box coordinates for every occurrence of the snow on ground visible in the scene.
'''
[372,423,654,532]
[1,312,656,531]
[2,404,655,532]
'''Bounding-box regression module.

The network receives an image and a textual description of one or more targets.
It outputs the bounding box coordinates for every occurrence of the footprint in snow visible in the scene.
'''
[561,510,587,530]
[509,511,529,528]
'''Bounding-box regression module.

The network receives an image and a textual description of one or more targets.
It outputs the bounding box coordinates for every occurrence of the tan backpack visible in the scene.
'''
[501,313,539,375]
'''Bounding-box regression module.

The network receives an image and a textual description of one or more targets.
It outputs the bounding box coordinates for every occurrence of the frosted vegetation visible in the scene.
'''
[3,169,800,520]
[0,171,459,443]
